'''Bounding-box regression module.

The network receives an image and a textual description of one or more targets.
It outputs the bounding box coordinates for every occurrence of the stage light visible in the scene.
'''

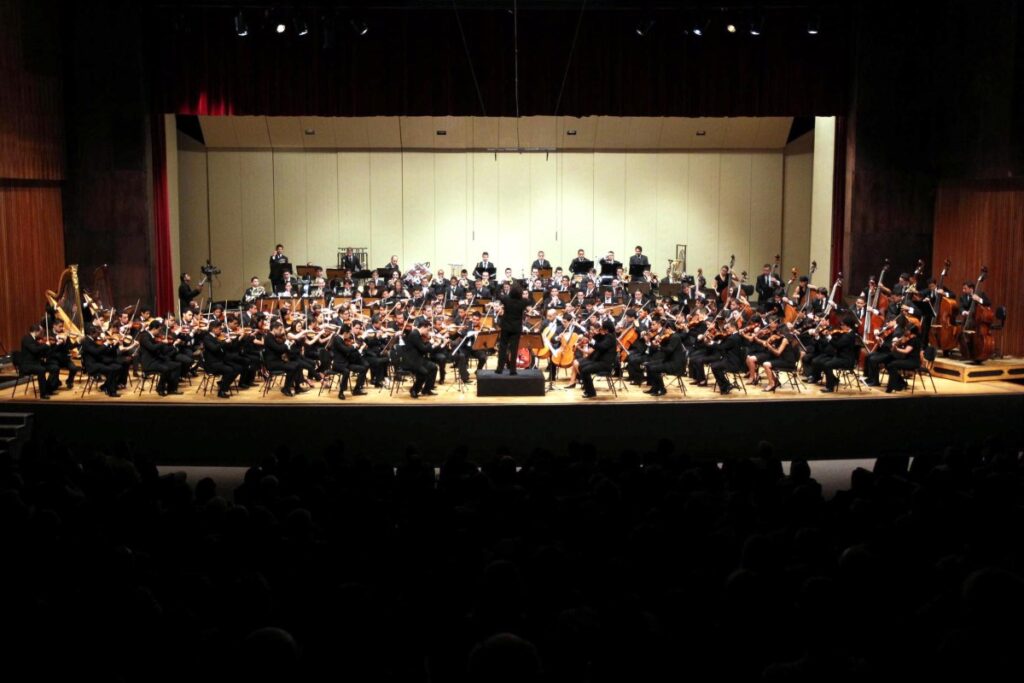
[635,18,655,37]
[294,18,309,37]
[350,19,368,36]
[749,19,763,36]
[276,22,287,34]
[726,23,736,34]
[691,20,709,37]
[807,17,820,35]
[234,11,248,37]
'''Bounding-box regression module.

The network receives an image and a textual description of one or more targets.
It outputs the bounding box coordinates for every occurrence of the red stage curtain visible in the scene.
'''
[150,114,174,316]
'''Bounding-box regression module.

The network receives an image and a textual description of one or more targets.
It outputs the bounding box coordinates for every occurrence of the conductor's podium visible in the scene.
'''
[476,369,546,397]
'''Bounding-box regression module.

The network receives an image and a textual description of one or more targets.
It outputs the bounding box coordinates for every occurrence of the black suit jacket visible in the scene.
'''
[179,282,201,308]
[473,261,497,279]
[755,274,777,301]
[402,329,430,370]
[531,259,551,271]
[139,331,170,370]
[20,334,49,365]
[498,294,530,333]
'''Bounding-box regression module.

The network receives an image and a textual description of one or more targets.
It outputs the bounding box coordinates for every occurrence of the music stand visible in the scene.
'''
[628,263,646,279]
[472,331,498,351]
[570,259,594,276]
[538,267,553,279]
[627,282,652,295]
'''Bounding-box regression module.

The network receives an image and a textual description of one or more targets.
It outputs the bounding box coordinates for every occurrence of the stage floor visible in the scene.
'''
[3,368,1022,407]
[3,366,1022,466]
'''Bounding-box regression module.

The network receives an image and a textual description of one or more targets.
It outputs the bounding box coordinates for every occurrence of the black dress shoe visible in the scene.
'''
[217,389,231,399]
[294,385,309,394]
[421,389,436,396]
[821,387,835,393]
[337,392,346,400]
[281,387,294,397]
[582,391,597,398]
[651,389,667,397]
[38,393,50,400]
[353,389,367,396]
[409,388,420,399]
[885,387,895,393]
[493,369,504,375]
[157,387,167,397]
[509,370,517,376]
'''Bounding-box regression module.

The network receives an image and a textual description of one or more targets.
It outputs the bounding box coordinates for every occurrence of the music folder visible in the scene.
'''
[569,259,594,275]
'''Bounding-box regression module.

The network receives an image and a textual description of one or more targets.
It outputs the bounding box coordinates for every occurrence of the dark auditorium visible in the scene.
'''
[1,0,1023,680]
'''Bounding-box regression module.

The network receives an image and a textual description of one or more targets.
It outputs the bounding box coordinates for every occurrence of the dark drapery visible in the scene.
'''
[151,7,851,117]
[150,113,174,316]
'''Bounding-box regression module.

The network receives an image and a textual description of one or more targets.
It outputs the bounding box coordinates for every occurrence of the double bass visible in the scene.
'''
[958,266,995,362]
[930,258,958,351]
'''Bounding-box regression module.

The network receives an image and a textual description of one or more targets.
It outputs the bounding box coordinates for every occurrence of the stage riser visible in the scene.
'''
[9,395,1022,468]
[932,358,1024,383]
[476,370,546,397]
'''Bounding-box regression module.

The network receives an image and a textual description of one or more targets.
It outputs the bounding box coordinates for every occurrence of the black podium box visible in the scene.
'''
[476,369,546,397]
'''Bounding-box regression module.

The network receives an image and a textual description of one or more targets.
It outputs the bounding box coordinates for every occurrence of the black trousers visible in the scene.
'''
[267,360,301,390]
[820,357,854,389]
[22,361,60,394]
[332,359,369,393]
[405,361,437,393]
[688,349,714,382]
[364,354,388,384]
[145,361,180,391]
[579,360,611,394]
[205,359,239,391]
[646,362,683,391]
[86,361,121,391]
[886,358,920,389]
[496,331,521,372]
[711,360,743,392]
[864,350,893,384]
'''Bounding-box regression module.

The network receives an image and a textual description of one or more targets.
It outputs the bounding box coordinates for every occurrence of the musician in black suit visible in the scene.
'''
[265,321,304,396]
[201,320,239,399]
[956,281,991,322]
[531,251,552,271]
[139,320,181,396]
[330,325,369,399]
[495,284,531,375]
[629,246,650,283]
[340,247,361,274]
[403,320,438,398]
[19,324,60,398]
[81,324,123,397]
[815,316,859,393]
[710,321,747,394]
[645,318,686,396]
[473,252,497,280]
[49,319,79,389]
[579,320,617,398]
[269,244,288,292]
[178,272,206,314]
[755,264,780,308]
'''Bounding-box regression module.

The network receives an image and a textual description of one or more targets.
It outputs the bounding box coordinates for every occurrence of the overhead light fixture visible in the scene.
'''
[304,128,315,136]
[726,23,736,34]
[294,18,309,37]
[275,22,287,34]
[696,130,706,136]
[635,18,655,37]
[691,20,710,37]
[807,17,820,35]
[566,130,578,136]
[749,18,763,36]
[234,11,248,37]
[350,19,368,36]
[436,130,447,136]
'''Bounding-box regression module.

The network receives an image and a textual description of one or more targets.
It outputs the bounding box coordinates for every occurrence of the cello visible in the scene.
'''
[958,266,995,362]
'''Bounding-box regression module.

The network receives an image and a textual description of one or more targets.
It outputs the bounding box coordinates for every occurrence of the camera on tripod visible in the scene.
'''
[201,262,221,277]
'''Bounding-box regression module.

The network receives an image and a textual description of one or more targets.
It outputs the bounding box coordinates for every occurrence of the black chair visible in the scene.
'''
[991,305,1008,358]
[10,351,39,399]
[259,350,290,397]
[774,368,804,393]
[665,371,688,396]
[79,368,108,397]
[907,345,938,394]
[592,370,619,397]
[135,369,161,395]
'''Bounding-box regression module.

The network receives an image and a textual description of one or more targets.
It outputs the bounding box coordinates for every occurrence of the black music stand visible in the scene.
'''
[628,263,646,280]
[569,259,594,276]
[472,331,498,351]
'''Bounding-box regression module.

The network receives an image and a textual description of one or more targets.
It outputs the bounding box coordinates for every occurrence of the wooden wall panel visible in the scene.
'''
[0,186,66,353]
[932,185,1024,356]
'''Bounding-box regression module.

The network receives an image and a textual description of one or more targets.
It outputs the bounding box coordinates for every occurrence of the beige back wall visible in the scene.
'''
[178,149,788,294]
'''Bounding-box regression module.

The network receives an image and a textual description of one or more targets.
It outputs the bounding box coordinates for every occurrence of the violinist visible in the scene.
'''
[49,319,80,389]
[19,323,61,398]
[226,317,257,388]
[578,320,617,399]
[810,316,859,393]
[760,324,800,393]
[265,320,304,396]
[162,315,195,380]
[81,324,123,397]
[329,323,369,399]
[884,324,922,393]
[863,314,902,387]
[240,302,259,329]
[687,315,719,387]
[644,318,686,397]
[624,308,652,385]
[403,319,438,398]
[201,320,240,398]
[140,319,182,396]
[743,319,777,384]
[709,321,746,395]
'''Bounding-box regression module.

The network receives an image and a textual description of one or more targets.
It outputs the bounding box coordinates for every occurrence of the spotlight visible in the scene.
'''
[350,19,368,36]
[749,19,763,36]
[691,20,709,37]
[807,17,820,35]
[726,23,736,34]
[294,18,309,37]
[635,18,655,37]
[234,11,248,37]
[276,22,287,34]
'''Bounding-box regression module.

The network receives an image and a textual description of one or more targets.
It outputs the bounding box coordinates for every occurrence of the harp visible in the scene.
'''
[85,263,115,321]
[45,265,85,337]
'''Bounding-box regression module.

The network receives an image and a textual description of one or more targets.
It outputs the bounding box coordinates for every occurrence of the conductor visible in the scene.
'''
[495,284,531,375]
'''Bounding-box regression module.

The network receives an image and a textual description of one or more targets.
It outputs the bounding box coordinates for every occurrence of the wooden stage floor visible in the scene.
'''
[3,367,1022,466]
